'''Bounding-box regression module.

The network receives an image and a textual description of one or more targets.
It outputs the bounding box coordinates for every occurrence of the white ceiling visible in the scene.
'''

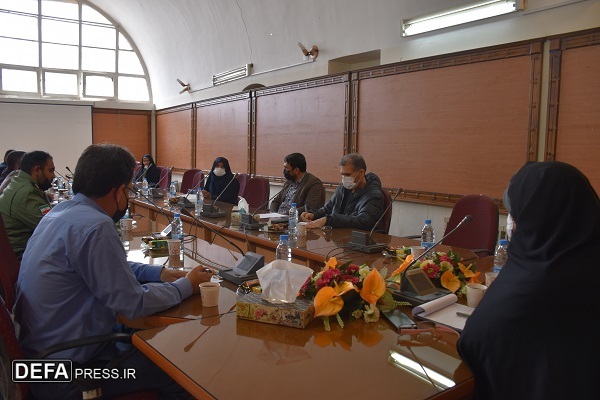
[87,0,600,109]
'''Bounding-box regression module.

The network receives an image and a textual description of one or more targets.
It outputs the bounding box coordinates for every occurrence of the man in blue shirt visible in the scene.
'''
[14,144,211,399]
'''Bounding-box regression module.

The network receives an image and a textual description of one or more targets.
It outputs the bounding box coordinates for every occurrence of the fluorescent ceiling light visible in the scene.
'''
[402,0,524,36]
[212,64,252,86]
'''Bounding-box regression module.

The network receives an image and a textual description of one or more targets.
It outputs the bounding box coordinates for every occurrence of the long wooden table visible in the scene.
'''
[128,196,485,399]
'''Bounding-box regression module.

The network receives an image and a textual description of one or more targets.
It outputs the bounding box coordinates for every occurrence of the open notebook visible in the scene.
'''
[411,294,473,332]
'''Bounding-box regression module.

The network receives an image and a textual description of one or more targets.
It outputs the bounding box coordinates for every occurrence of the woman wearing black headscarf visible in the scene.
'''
[202,157,239,205]
[458,161,600,400]
[134,154,160,186]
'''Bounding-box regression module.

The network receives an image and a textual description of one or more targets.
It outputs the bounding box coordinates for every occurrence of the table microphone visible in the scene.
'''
[347,188,402,254]
[240,187,285,230]
[202,173,238,218]
[65,166,75,179]
[394,215,473,304]
[131,187,173,226]
[180,206,265,285]
[184,173,208,200]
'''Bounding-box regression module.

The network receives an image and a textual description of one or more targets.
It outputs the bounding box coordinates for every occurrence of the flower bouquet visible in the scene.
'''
[386,248,479,297]
[300,258,408,331]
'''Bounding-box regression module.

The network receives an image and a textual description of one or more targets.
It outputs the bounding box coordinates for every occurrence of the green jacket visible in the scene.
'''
[0,171,51,259]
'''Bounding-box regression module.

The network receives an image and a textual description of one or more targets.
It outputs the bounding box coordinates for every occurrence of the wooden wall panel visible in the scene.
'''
[156,106,193,169]
[356,51,537,201]
[553,40,600,193]
[254,79,348,183]
[195,98,250,174]
[92,109,150,161]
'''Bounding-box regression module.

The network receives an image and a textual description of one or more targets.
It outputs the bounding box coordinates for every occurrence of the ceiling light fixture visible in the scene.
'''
[212,64,253,86]
[402,0,525,37]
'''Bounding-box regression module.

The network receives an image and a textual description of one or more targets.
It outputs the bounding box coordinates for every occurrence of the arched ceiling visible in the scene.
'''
[87,0,600,109]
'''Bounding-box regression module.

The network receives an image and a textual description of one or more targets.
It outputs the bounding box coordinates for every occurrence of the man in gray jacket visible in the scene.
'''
[269,152,324,214]
[301,153,384,231]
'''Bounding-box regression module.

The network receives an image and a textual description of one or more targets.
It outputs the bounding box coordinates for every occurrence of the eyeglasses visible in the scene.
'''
[399,321,459,347]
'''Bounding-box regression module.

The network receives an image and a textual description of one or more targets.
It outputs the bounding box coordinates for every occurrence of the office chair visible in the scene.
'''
[242,177,270,210]
[442,194,499,257]
[155,166,172,189]
[236,173,250,196]
[0,214,19,310]
[180,169,200,193]
[191,171,205,192]
[0,300,159,400]
[374,188,392,234]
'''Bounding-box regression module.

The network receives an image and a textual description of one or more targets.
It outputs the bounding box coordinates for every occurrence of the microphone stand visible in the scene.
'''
[202,173,238,218]
[179,207,265,285]
[393,215,473,305]
[240,187,285,230]
[347,188,402,253]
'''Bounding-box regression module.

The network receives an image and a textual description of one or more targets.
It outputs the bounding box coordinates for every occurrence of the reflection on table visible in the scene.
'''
[133,312,474,400]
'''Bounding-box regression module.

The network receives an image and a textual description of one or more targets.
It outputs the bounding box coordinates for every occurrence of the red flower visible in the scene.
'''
[340,275,359,284]
[346,264,359,274]
[439,254,454,265]
[423,263,440,278]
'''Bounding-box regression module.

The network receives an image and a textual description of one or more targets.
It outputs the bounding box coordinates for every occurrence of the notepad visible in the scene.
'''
[411,293,473,332]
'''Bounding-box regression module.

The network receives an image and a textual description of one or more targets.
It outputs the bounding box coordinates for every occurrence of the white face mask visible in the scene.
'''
[342,174,357,190]
[213,167,226,177]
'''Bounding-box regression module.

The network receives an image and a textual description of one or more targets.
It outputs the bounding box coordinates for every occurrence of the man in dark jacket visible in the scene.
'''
[269,152,324,214]
[301,153,383,231]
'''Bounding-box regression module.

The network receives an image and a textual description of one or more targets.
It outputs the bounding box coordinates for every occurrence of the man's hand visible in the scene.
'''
[301,212,315,222]
[185,266,215,293]
[306,217,327,229]
[160,268,186,282]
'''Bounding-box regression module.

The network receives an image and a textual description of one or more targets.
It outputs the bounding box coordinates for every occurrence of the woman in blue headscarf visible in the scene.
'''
[202,157,239,205]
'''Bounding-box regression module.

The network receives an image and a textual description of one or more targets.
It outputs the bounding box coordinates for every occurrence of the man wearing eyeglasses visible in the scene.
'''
[14,144,211,400]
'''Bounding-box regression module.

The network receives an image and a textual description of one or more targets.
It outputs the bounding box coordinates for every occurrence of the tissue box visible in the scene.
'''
[236,292,314,329]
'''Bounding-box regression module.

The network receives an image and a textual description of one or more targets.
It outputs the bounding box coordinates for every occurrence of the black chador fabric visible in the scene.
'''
[204,157,239,205]
[458,161,600,400]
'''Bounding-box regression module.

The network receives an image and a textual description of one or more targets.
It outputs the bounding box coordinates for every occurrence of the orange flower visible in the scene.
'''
[325,257,338,270]
[314,286,344,317]
[441,269,461,293]
[360,268,386,304]
[392,254,414,276]
[459,263,481,284]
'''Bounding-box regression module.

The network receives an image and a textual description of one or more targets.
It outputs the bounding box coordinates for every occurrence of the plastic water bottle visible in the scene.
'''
[171,212,184,265]
[67,179,73,198]
[288,203,298,240]
[195,190,204,217]
[421,219,435,248]
[493,239,509,274]
[169,181,177,199]
[276,234,292,261]
[142,178,149,197]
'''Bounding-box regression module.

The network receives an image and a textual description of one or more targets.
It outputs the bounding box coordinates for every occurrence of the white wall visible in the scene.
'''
[0,101,92,176]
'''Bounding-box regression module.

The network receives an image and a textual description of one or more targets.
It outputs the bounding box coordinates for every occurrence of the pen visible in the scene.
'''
[456,311,471,318]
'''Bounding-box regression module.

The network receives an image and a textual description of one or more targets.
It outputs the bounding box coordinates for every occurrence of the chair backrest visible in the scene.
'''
[242,177,270,210]
[0,298,28,399]
[155,166,172,189]
[236,173,250,196]
[191,171,205,191]
[374,188,392,234]
[0,214,20,310]
[442,194,499,257]
[180,169,200,193]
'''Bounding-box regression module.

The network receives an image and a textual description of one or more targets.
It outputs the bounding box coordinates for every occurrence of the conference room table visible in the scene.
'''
[127,195,488,399]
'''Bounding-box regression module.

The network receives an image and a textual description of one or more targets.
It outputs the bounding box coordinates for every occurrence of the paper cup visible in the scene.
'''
[199,282,220,307]
[411,246,425,258]
[167,239,183,269]
[466,283,487,308]
[120,218,133,231]
[297,222,308,236]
